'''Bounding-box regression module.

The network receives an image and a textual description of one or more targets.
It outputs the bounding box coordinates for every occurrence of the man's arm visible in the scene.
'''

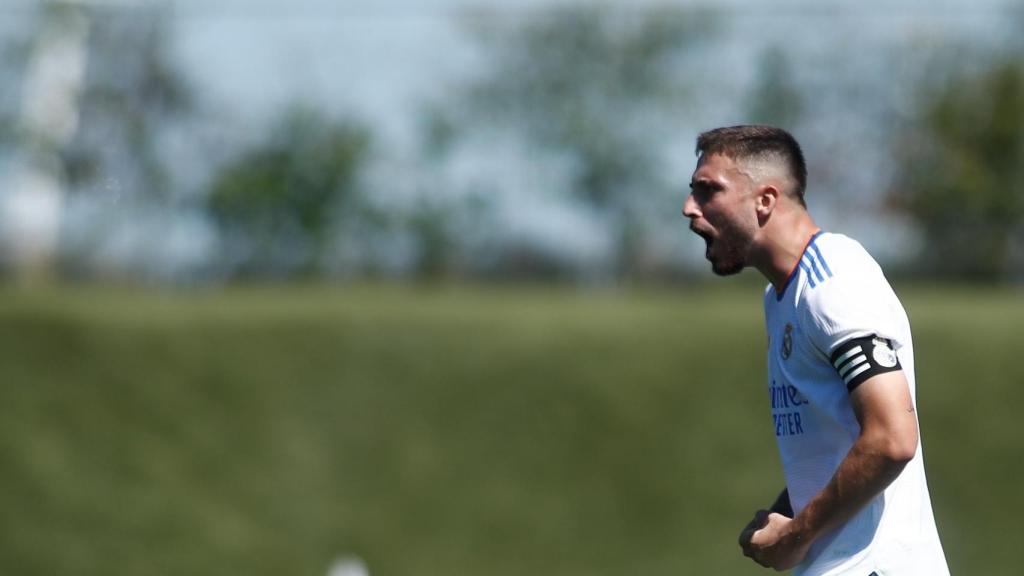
[744,370,919,570]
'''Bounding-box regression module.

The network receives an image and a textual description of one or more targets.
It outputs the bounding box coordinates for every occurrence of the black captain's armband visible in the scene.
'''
[829,335,901,392]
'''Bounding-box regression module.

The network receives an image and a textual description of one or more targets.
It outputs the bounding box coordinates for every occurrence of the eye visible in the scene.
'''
[689,181,720,201]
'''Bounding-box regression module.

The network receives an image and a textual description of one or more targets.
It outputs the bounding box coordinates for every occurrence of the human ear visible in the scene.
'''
[755,185,779,220]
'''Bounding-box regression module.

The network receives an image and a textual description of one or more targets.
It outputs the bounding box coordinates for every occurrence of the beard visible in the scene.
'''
[710,247,746,276]
[707,219,753,277]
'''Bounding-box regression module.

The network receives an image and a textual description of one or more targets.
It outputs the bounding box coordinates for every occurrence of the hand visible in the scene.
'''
[743,512,812,570]
[738,509,770,554]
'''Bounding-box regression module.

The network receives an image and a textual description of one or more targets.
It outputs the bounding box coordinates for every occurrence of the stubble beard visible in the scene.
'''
[709,221,753,277]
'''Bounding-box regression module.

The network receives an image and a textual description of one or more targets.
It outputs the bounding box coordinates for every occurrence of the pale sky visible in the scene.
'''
[167,0,1016,141]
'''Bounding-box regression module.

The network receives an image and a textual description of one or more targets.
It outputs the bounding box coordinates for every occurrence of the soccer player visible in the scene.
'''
[682,125,949,575]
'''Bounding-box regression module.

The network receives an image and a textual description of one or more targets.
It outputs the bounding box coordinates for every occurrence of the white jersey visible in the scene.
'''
[763,231,948,576]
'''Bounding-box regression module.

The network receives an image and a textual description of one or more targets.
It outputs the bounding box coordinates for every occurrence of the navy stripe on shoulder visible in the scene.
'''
[803,253,825,282]
[796,232,836,293]
[776,230,825,301]
[799,260,816,287]
[808,240,833,278]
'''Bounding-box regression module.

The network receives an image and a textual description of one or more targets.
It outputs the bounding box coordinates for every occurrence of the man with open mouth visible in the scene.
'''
[682,125,949,576]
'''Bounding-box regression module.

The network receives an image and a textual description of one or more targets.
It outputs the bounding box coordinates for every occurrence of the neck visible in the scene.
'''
[752,212,820,292]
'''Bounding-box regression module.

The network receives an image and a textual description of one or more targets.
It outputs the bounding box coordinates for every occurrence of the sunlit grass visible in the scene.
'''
[0,283,1018,575]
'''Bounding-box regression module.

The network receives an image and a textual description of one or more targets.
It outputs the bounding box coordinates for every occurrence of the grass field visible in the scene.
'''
[0,283,1020,575]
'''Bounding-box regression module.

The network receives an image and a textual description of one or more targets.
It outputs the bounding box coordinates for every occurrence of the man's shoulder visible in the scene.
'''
[795,233,908,355]
[807,233,888,289]
[767,232,890,315]
[798,233,890,312]
[810,233,879,276]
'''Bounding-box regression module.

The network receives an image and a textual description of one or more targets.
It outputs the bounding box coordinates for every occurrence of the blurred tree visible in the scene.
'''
[207,106,371,279]
[58,4,193,200]
[451,4,715,279]
[891,58,1024,280]
[0,2,92,282]
[0,18,31,152]
[56,1,197,280]
[745,46,803,128]
[0,1,200,281]
[402,105,499,282]
[407,198,455,280]
[400,107,462,281]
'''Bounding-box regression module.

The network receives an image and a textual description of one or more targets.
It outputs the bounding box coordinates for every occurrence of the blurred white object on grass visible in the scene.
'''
[328,555,370,576]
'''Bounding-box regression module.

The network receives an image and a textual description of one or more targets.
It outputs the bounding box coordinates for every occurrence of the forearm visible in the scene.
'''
[741,374,917,571]
[789,435,911,544]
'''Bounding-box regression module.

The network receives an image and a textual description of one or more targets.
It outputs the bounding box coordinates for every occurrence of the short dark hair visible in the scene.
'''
[695,125,807,206]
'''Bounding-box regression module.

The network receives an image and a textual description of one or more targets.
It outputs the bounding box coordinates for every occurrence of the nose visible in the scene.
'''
[682,194,700,219]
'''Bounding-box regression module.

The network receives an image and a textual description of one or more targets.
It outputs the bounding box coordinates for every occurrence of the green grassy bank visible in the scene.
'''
[0,285,1020,575]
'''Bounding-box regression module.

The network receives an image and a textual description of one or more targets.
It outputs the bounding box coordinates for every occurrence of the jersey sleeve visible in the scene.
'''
[800,264,905,391]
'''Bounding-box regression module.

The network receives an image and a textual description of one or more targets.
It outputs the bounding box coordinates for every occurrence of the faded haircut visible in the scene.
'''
[695,125,807,207]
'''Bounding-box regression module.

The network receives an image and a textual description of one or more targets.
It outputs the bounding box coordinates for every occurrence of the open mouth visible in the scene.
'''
[690,225,714,258]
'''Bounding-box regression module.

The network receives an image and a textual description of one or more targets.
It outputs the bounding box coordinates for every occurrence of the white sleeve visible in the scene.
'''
[801,271,907,390]
[800,270,904,358]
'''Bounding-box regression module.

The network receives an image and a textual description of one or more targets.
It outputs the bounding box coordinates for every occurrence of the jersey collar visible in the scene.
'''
[775,229,824,301]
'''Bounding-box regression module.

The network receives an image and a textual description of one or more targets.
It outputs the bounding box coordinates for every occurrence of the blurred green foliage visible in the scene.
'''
[58,3,192,200]
[892,58,1024,280]
[745,46,804,128]
[0,2,199,280]
[0,285,1019,575]
[3,3,1024,284]
[207,107,371,278]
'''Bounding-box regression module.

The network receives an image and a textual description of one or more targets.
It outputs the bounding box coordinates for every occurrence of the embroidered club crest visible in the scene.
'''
[782,323,794,360]
[872,337,898,368]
